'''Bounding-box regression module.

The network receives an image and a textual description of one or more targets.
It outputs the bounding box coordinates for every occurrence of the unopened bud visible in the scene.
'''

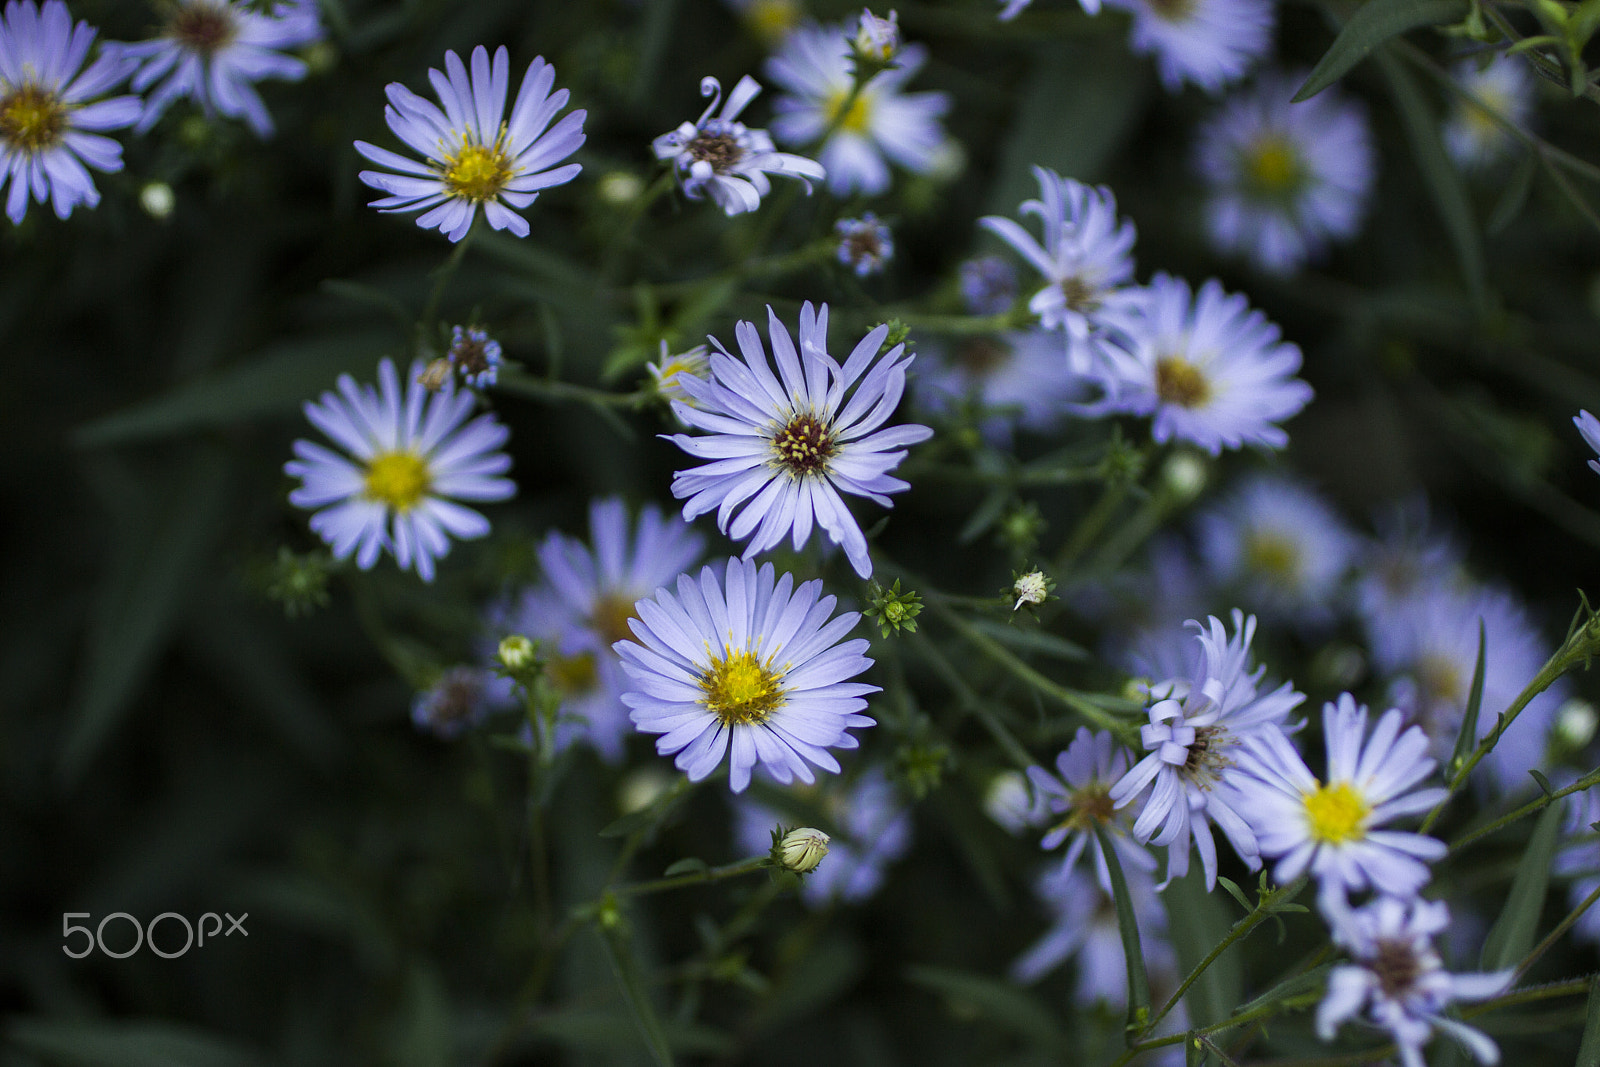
[984,770,1036,834]
[774,827,830,873]
[140,181,175,219]
[498,634,538,671]
[853,8,900,64]
[617,766,674,815]
[598,171,645,205]
[1162,451,1207,503]
[1556,697,1598,750]
[1012,570,1049,611]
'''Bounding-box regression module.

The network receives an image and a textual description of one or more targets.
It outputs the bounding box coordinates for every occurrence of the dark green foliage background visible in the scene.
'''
[5,0,1600,1064]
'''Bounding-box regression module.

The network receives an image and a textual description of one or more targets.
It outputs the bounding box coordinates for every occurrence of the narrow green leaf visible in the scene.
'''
[1381,53,1487,306]
[903,965,1068,1050]
[599,778,689,839]
[1216,876,1252,914]
[1575,977,1600,1067]
[1093,823,1150,1034]
[958,487,1011,545]
[1531,768,1555,796]
[1230,961,1334,1019]
[596,925,675,1067]
[1481,801,1563,970]
[663,857,709,877]
[1451,619,1489,774]
[1294,0,1467,101]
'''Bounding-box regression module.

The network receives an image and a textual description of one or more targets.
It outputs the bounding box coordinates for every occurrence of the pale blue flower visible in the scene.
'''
[665,302,933,579]
[285,357,514,582]
[615,557,878,792]
[1444,54,1535,169]
[498,498,705,762]
[1233,694,1448,906]
[1025,727,1155,888]
[354,45,585,242]
[1354,500,1466,660]
[765,21,951,196]
[112,0,321,137]
[1196,70,1375,274]
[1106,0,1273,93]
[1090,273,1313,455]
[914,328,1085,445]
[959,254,1018,315]
[412,666,494,740]
[1575,409,1600,476]
[834,212,892,276]
[0,0,140,223]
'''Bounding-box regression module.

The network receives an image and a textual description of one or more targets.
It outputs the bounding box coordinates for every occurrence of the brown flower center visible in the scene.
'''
[686,131,743,173]
[170,4,238,52]
[772,413,837,476]
[1373,938,1422,999]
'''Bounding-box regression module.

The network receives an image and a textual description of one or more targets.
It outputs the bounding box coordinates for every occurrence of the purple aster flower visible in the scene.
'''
[498,498,705,762]
[1109,610,1306,888]
[112,0,321,137]
[354,45,586,242]
[615,557,878,792]
[914,328,1086,446]
[284,357,514,582]
[665,302,933,579]
[1104,0,1273,93]
[1576,409,1600,476]
[0,0,140,224]
[1233,694,1448,906]
[1444,54,1535,169]
[959,254,1019,315]
[1195,69,1375,274]
[1355,499,1466,662]
[1026,727,1155,887]
[651,74,824,215]
[834,212,893,276]
[1318,895,1511,1067]
[1090,272,1313,455]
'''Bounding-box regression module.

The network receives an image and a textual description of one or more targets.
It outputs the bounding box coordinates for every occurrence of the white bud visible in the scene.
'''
[617,766,675,815]
[777,827,830,873]
[1556,697,1598,750]
[139,181,175,220]
[1012,570,1049,611]
[983,771,1036,834]
[1161,451,1207,502]
[598,171,645,205]
[498,634,537,671]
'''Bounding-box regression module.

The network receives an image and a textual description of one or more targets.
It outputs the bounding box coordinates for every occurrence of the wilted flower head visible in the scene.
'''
[412,666,495,739]
[652,75,824,215]
[113,0,322,137]
[444,325,502,388]
[835,212,893,276]
[354,45,586,241]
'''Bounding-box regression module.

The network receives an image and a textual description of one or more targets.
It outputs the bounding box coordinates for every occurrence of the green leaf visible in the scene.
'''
[1481,800,1563,970]
[903,965,1068,1050]
[596,924,675,1067]
[968,618,1089,662]
[1576,977,1600,1067]
[1093,822,1150,1034]
[1164,866,1245,1030]
[74,330,394,447]
[1450,619,1489,774]
[1380,54,1487,306]
[1217,876,1252,914]
[663,857,709,877]
[7,1017,268,1067]
[1294,0,1467,101]
[1230,961,1334,1019]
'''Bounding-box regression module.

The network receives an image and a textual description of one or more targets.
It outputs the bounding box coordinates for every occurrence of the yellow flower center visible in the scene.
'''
[772,412,837,476]
[591,593,641,648]
[0,83,66,153]
[550,651,598,694]
[1146,0,1197,21]
[442,137,513,203]
[1244,530,1300,583]
[1244,136,1303,196]
[1417,653,1464,706]
[701,648,785,726]
[1302,781,1370,845]
[745,0,801,44]
[825,89,873,134]
[1155,356,1211,408]
[364,451,431,511]
[1051,784,1116,836]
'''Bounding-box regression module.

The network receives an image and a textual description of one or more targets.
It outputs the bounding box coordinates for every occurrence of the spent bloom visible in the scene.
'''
[979,167,1137,373]
[442,325,502,388]
[1090,272,1313,455]
[0,0,141,224]
[1233,694,1448,905]
[499,498,705,762]
[1109,610,1306,888]
[1318,895,1512,1067]
[412,666,495,740]
[1195,70,1375,274]
[664,303,933,579]
[1444,53,1535,169]
[1104,0,1274,93]
[285,357,514,582]
[1026,727,1155,887]
[113,0,322,137]
[615,558,878,792]
[355,45,586,242]
[834,212,893,276]
[651,74,824,215]
[765,20,951,196]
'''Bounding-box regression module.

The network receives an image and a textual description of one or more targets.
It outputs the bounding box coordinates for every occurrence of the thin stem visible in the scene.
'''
[1448,765,1600,855]
[1055,478,1128,573]
[1514,882,1600,979]
[417,225,476,348]
[907,629,1037,769]
[614,856,769,899]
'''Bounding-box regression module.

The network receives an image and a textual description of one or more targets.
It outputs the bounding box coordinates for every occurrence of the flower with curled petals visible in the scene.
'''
[354,44,585,242]
[664,302,932,579]
[615,557,878,793]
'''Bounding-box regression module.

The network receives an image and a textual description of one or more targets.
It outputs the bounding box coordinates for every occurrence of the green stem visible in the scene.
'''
[495,367,642,408]
[416,225,476,350]
[1514,881,1600,979]
[1056,478,1128,573]
[614,856,769,899]
[907,629,1037,769]
[1448,765,1600,855]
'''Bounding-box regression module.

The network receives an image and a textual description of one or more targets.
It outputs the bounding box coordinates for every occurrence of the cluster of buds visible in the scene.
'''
[865,578,923,637]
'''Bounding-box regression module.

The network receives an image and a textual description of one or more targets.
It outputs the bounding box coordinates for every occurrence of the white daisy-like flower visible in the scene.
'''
[354,45,586,242]
[1026,727,1156,887]
[651,74,824,216]
[765,21,951,196]
[285,357,515,582]
[614,557,878,793]
[0,0,140,224]
[499,498,705,762]
[979,166,1137,373]
[1444,53,1535,169]
[1104,0,1273,93]
[1195,474,1359,628]
[664,302,933,580]
[112,0,321,137]
[1233,694,1448,905]
[1318,895,1512,1067]
[1090,272,1313,455]
[1195,70,1375,275]
[1109,610,1305,888]
[1575,409,1600,476]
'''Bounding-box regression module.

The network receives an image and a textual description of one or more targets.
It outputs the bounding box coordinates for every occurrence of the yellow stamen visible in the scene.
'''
[1155,356,1211,408]
[824,89,873,134]
[0,84,66,153]
[364,451,431,511]
[1244,531,1300,582]
[701,648,785,726]
[442,136,513,203]
[1302,781,1370,845]
[1245,136,1302,195]
[550,652,598,694]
